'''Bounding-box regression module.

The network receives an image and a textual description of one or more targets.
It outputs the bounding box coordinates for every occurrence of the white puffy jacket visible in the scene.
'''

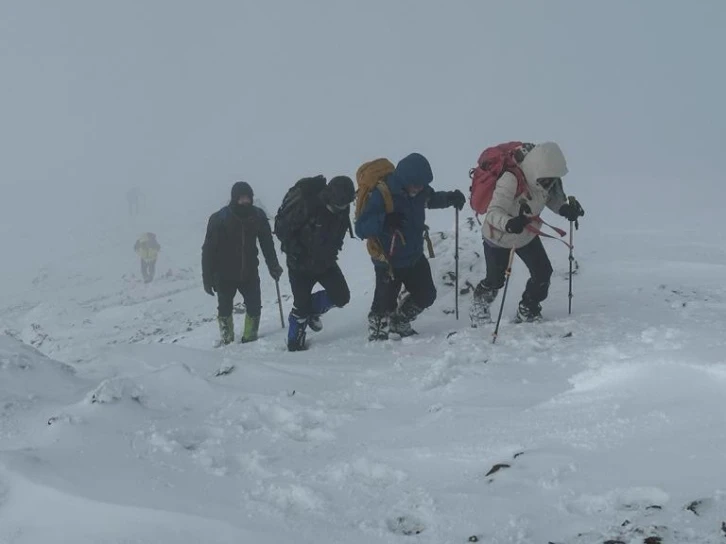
[482,142,569,249]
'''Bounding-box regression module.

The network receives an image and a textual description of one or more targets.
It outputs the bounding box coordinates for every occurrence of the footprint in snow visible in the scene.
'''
[386,514,426,536]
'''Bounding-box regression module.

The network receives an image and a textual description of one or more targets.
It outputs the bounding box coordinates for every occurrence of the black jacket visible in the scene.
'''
[202,204,280,286]
[279,195,351,275]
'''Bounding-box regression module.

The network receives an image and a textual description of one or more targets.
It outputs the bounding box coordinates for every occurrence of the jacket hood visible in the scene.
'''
[230,181,254,203]
[387,153,434,193]
[520,142,568,188]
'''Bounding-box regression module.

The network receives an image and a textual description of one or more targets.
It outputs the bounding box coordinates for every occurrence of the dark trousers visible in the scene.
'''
[141,259,156,282]
[483,236,553,305]
[217,276,262,318]
[289,264,350,318]
[371,256,437,315]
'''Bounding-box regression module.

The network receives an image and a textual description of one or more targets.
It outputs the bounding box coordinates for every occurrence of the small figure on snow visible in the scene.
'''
[126,186,143,216]
[469,141,584,326]
[274,175,356,351]
[354,153,466,341]
[134,232,161,283]
[202,181,283,346]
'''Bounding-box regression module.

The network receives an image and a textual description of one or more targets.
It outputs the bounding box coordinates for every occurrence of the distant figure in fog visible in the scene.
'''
[127,187,143,216]
[134,232,161,283]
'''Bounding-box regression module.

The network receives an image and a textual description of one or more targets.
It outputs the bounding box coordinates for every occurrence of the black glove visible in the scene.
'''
[505,214,532,234]
[558,197,585,222]
[384,211,405,230]
[448,190,466,211]
[203,282,216,296]
[269,263,283,281]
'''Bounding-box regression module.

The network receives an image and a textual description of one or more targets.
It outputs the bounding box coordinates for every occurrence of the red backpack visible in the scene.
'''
[469,141,529,215]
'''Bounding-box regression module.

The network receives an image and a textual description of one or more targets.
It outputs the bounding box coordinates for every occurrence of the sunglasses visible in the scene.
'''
[537,177,560,189]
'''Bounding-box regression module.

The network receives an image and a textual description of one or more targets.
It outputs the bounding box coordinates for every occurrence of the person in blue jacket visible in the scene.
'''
[355,153,465,340]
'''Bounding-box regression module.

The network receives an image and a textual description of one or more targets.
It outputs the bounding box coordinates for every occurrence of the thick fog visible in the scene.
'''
[1,1,723,300]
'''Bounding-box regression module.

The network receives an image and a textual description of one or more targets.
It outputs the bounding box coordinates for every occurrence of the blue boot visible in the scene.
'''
[287,311,308,351]
[309,290,334,332]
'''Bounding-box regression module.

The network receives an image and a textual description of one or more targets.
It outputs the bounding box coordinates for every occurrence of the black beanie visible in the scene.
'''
[231,181,254,202]
[327,176,355,207]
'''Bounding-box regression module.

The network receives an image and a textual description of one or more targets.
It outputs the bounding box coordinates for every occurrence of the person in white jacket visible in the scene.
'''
[470,142,584,326]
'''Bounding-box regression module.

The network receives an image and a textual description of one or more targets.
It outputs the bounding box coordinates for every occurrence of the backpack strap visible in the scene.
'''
[376,181,395,214]
[507,166,529,199]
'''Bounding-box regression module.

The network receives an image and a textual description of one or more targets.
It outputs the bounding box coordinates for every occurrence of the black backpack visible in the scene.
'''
[274,175,327,249]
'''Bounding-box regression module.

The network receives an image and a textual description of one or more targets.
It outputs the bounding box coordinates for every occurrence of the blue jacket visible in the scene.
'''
[354,153,451,269]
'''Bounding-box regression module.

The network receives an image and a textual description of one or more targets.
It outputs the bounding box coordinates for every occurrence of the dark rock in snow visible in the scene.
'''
[485,463,510,476]
[685,498,708,516]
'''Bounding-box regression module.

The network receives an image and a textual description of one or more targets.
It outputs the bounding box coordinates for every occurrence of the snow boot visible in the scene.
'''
[514,301,543,323]
[217,315,235,346]
[390,295,422,338]
[287,310,308,352]
[367,312,390,341]
[470,281,497,328]
[308,290,334,332]
[240,314,260,343]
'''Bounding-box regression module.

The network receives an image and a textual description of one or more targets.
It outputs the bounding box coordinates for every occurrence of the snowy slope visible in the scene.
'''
[1,207,725,544]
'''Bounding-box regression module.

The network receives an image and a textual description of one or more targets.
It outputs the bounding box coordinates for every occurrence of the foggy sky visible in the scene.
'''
[1,1,724,297]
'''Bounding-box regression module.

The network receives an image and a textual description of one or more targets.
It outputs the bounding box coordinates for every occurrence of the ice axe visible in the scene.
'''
[275,280,285,328]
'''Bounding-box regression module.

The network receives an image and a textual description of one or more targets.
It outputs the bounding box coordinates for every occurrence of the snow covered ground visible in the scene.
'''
[1,207,725,544]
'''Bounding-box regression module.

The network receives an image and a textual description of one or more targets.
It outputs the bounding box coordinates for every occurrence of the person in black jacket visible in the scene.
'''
[274,175,355,351]
[202,181,283,346]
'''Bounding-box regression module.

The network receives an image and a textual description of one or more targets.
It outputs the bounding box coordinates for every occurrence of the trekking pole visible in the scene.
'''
[275,280,285,328]
[454,208,459,320]
[567,196,579,315]
[492,247,516,345]
[568,222,574,315]
[492,202,528,344]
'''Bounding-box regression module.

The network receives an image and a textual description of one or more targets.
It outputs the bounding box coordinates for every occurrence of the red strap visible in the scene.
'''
[526,217,571,248]
[482,214,572,249]
[536,216,566,237]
